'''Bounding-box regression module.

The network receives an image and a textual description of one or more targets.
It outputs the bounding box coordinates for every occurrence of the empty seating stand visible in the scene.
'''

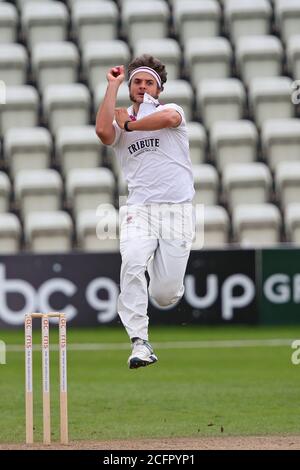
[173,0,221,45]
[122,0,169,46]
[192,205,229,249]
[56,126,103,176]
[0,213,21,254]
[236,35,283,86]
[32,42,79,92]
[223,162,271,210]
[261,118,300,171]
[196,78,246,129]
[186,122,207,166]
[287,35,300,80]
[0,0,298,253]
[275,0,300,44]
[224,0,271,44]
[71,0,118,49]
[82,40,130,93]
[233,203,281,246]
[22,1,68,49]
[210,120,258,172]
[0,172,11,213]
[249,77,294,129]
[15,169,63,218]
[275,161,300,210]
[77,206,119,252]
[0,86,39,138]
[24,211,73,253]
[0,43,28,86]
[185,37,232,87]
[43,83,91,135]
[285,203,300,244]
[66,168,115,216]
[0,2,18,44]
[4,127,52,178]
[193,164,219,206]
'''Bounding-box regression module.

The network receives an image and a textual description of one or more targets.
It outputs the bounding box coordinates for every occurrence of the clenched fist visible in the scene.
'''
[107,65,125,85]
[115,108,131,129]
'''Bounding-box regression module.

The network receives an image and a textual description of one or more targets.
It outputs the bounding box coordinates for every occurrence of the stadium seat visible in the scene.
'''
[185,37,232,88]
[22,1,68,49]
[233,203,281,246]
[160,80,194,121]
[204,205,229,248]
[0,44,28,86]
[0,172,11,213]
[196,78,245,129]
[15,169,63,218]
[56,126,103,176]
[76,206,119,252]
[32,42,79,92]
[0,86,39,138]
[173,0,221,45]
[287,35,300,80]
[236,35,283,86]
[0,3,17,44]
[186,122,207,166]
[43,84,91,135]
[66,168,115,216]
[4,127,52,178]
[122,0,169,46]
[275,0,300,44]
[192,205,229,249]
[134,39,181,81]
[94,82,131,113]
[249,77,294,129]
[24,211,73,253]
[17,0,50,12]
[0,213,21,254]
[261,119,300,171]
[193,164,219,206]
[224,0,271,43]
[223,162,272,210]
[71,0,118,49]
[82,40,130,93]
[285,203,300,243]
[275,162,300,210]
[210,120,258,172]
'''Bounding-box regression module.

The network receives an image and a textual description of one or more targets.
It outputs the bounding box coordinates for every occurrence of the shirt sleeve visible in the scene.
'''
[161,103,186,128]
[109,120,122,147]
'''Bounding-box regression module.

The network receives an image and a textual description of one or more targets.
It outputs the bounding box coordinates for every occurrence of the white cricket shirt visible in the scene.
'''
[111,96,195,205]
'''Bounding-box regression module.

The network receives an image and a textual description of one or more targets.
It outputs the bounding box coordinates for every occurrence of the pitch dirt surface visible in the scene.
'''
[1,436,300,450]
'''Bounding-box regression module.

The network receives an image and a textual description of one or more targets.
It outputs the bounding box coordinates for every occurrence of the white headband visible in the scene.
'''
[129,66,162,88]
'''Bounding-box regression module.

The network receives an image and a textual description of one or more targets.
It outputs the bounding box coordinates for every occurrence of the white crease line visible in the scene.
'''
[5,338,295,352]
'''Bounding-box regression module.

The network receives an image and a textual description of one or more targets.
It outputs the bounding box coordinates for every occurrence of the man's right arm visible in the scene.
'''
[95,66,125,146]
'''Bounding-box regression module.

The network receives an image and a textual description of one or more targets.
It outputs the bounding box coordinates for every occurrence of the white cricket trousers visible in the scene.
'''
[118,203,195,341]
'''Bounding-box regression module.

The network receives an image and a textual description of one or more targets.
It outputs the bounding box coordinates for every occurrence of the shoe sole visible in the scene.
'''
[129,356,158,369]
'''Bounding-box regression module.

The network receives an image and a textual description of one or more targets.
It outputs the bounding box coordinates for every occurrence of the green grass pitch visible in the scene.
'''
[0,325,300,444]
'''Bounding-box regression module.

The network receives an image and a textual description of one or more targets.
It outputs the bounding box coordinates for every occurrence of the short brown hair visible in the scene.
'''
[127,54,167,91]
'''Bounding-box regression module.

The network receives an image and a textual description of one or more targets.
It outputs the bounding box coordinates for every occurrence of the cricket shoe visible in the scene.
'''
[128,338,158,369]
